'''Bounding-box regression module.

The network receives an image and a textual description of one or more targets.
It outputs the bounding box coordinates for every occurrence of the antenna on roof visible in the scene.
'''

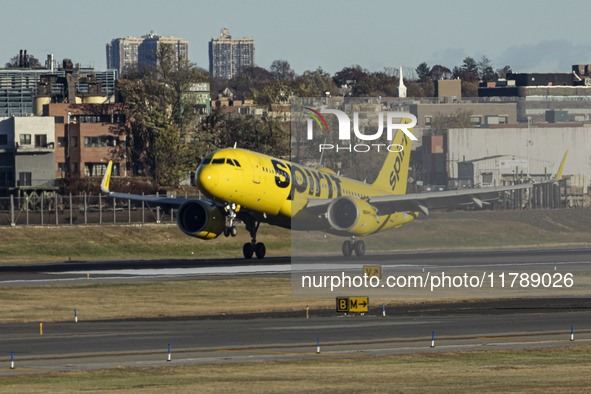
[233,142,237,149]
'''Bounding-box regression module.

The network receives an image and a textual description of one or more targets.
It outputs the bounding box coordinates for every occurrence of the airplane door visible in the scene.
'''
[246,154,261,184]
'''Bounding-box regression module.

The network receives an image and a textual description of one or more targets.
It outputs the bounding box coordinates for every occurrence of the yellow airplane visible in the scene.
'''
[101,128,567,259]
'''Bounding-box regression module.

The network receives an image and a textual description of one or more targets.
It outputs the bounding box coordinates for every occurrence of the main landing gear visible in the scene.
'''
[222,205,265,259]
[342,237,365,257]
[242,217,266,259]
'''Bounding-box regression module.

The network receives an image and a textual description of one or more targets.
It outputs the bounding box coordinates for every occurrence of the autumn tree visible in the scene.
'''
[228,66,274,100]
[252,80,291,108]
[270,59,296,82]
[294,67,339,97]
[430,65,452,80]
[333,65,368,89]
[195,109,289,159]
[116,44,208,186]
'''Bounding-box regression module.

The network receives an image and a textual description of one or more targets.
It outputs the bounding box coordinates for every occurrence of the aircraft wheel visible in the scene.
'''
[224,227,230,237]
[255,242,266,259]
[230,226,238,237]
[243,243,254,259]
[354,240,366,257]
[342,240,353,257]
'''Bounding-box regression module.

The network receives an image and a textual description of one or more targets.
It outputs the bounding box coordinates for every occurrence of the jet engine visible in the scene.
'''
[177,200,226,240]
[326,196,381,236]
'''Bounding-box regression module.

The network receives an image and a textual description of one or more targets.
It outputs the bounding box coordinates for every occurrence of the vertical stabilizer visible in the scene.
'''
[371,120,414,194]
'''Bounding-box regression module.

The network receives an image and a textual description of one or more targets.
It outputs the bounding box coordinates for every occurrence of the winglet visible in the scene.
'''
[556,150,568,180]
[100,161,113,194]
[543,150,568,184]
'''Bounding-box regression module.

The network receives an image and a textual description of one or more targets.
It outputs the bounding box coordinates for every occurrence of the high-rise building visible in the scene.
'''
[106,34,189,75]
[209,28,254,80]
[106,37,143,75]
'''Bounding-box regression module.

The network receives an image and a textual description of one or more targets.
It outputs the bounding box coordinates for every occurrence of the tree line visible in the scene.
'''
[211,55,511,102]
[4,50,511,189]
[110,51,513,189]
[113,46,289,189]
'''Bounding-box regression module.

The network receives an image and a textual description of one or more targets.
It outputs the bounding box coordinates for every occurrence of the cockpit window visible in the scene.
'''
[227,158,235,166]
[201,158,212,165]
[212,158,225,164]
[234,160,241,167]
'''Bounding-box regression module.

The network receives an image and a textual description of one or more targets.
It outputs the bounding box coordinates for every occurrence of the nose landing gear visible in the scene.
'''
[223,204,238,237]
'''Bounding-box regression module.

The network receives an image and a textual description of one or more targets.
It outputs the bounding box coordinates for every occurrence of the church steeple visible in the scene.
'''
[397,66,407,98]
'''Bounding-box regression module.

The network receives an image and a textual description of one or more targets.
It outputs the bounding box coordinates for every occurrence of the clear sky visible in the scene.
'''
[2,0,590,76]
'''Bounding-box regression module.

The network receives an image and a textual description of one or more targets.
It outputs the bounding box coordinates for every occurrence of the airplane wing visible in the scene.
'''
[305,183,532,216]
[306,150,568,216]
[100,161,192,208]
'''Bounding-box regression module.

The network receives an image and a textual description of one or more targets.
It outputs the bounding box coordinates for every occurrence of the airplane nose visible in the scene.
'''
[197,165,219,193]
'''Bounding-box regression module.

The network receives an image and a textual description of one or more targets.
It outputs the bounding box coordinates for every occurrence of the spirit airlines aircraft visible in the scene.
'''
[100,124,567,259]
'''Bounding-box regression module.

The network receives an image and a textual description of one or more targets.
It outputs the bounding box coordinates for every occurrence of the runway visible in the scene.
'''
[2,311,591,374]
[1,247,591,287]
[1,247,591,374]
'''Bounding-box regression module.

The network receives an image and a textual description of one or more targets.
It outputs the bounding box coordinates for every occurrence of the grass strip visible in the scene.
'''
[2,345,591,392]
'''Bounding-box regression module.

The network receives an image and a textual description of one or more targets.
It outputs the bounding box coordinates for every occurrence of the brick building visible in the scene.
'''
[43,103,126,179]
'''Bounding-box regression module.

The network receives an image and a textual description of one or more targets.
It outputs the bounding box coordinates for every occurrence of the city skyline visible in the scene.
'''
[1,0,590,76]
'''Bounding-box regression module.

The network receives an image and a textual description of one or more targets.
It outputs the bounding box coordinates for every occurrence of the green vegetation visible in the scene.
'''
[0,278,335,324]
[2,346,591,392]
[116,44,209,186]
[293,208,591,255]
[0,223,290,263]
[1,209,590,264]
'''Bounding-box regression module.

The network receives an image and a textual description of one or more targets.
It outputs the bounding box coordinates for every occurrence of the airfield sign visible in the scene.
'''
[336,297,369,313]
[363,265,381,279]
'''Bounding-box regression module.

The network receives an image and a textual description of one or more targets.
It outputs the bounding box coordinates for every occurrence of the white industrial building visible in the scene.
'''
[446,126,591,191]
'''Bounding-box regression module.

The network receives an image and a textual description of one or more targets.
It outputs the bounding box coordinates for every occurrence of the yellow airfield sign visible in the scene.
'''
[363,265,381,279]
[336,297,369,313]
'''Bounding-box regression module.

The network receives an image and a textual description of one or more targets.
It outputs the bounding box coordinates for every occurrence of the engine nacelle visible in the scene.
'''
[177,200,226,240]
[327,196,380,236]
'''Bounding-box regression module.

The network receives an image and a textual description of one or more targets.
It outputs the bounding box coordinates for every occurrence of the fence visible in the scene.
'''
[0,183,575,227]
[0,193,201,227]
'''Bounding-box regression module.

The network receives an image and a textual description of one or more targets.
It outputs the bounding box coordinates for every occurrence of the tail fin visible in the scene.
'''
[556,150,568,179]
[100,161,113,194]
[539,150,568,184]
[372,117,415,194]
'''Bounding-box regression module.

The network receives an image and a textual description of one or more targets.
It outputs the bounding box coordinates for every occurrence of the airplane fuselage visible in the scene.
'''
[196,148,416,237]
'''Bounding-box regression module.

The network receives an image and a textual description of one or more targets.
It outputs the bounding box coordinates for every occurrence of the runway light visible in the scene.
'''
[571,325,574,341]
[75,309,78,323]
[382,304,386,317]
[306,305,309,319]
[10,352,14,369]
[40,322,43,336]
[316,337,320,354]
[168,344,172,362]
[431,331,435,348]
